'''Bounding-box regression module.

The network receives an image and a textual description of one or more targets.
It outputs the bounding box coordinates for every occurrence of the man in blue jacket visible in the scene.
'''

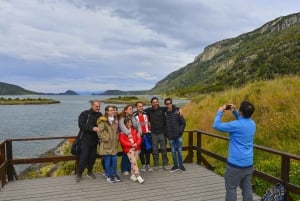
[213,101,256,201]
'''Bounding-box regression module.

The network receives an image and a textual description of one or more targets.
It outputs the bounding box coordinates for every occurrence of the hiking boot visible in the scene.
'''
[123,171,130,176]
[130,174,137,182]
[170,165,179,173]
[87,171,96,179]
[153,166,159,171]
[76,174,82,182]
[146,165,153,172]
[179,165,186,171]
[140,165,146,172]
[136,175,144,184]
[113,175,121,182]
[106,176,115,183]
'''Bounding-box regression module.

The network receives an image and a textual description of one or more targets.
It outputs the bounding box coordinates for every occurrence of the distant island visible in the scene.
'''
[0,97,60,105]
[101,96,150,105]
[96,89,148,95]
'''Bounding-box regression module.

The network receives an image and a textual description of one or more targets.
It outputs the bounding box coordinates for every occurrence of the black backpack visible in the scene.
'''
[260,183,286,201]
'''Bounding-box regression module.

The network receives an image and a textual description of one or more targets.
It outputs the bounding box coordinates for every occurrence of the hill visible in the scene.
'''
[150,12,300,96]
[0,82,39,95]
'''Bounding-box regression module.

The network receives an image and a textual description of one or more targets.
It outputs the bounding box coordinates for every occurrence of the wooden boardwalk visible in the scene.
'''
[0,164,261,201]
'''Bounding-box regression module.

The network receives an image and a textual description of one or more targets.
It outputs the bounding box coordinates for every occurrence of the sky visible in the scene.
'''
[0,0,299,93]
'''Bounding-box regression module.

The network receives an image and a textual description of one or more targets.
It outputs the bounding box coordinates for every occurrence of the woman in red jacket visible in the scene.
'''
[119,118,144,183]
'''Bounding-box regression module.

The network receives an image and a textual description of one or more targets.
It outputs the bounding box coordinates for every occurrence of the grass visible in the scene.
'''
[0,97,60,105]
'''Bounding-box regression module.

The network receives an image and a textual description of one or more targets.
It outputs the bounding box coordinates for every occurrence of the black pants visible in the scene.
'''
[77,138,97,175]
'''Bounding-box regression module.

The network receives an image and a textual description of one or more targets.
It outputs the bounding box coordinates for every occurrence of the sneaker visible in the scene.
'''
[106,176,115,183]
[102,172,107,178]
[113,175,121,182]
[140,165,146,172]
[76,174,82,182]
[136,175,144,184]
[179,165,186,171]
[153,166,159,171]
[130,174,137,182]
[170,165,179,172]
[123,171,130,176]
[146,165,153,172]
[87,171,96,179]
[163,165,170,171]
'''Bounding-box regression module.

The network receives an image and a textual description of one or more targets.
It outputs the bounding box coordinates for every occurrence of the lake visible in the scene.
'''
[0,95,190,173]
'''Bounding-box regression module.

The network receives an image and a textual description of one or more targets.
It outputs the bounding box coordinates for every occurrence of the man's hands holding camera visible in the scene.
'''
[218,104,236,112]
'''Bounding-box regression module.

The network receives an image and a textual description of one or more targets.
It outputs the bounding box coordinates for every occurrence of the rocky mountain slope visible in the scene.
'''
[150,12,300,96]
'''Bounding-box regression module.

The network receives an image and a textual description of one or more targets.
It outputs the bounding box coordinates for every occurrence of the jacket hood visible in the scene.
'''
[97,116,107,125]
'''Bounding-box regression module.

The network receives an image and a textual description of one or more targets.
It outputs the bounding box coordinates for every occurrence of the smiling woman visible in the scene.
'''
[0,97,60,105]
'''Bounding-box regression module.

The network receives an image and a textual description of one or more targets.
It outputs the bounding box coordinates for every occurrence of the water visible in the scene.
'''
[0,95,190,173]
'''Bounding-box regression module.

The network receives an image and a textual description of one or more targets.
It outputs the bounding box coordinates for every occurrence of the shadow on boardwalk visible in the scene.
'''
[0,163,260,201]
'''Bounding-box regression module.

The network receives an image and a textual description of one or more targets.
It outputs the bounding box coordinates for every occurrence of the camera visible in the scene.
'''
[225,104,232,110]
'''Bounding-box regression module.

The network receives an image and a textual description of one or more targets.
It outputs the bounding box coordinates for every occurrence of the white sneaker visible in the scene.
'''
[123,171,130,176]
[136,175,144,184]
[130,174,137,182]
[146,165,153,172]
[140,165,146,172]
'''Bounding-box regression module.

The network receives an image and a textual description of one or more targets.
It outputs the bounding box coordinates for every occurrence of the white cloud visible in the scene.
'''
[0,0,299,92]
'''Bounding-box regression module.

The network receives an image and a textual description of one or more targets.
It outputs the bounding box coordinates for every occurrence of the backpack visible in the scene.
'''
[260,183,286,201]
[71,113,90,155]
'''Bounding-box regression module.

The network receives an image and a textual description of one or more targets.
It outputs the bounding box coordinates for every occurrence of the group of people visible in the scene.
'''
[75,97,186,184]
[74,96,256,201]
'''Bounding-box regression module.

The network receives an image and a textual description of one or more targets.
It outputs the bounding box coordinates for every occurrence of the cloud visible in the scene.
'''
[0,0,299,93]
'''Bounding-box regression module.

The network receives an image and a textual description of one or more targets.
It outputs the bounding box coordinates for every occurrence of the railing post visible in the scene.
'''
[184,131,194,163]
[6,140,15,181]
[281,156,290,201]
[197,131,202,165]
[0,142,7,187]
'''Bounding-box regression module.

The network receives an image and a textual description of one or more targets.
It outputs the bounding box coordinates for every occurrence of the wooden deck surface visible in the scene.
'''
[0,163,261,201]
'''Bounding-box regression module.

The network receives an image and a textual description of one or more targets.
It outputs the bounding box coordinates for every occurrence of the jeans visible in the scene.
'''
[169,137,183,166]
[103,155,117,177]
[152,132,168,166]
[121,152,131,173]
[225,163,254,201]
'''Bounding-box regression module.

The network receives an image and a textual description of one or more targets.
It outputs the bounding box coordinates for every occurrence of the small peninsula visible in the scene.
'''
[0,97,60,105]
[101,96,150,105]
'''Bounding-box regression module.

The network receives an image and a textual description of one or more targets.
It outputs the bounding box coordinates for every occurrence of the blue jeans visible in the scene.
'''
[169,137,183,166]
[103,155,117,177]
[121,152,131,173]
[225,163,253,201]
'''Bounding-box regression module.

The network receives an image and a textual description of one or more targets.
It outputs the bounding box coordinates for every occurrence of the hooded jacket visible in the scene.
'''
[119,127,142,153]
[165,107,186,140]
[97,116,119,155]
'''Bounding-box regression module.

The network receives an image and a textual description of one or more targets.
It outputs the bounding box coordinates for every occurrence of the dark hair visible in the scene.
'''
[239,101,255,118]
[150,97,159,103]
[164,97,172,105]
[135,101,144,107]
[124,117,132,125]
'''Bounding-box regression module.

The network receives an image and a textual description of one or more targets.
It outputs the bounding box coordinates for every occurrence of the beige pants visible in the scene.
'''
[127,149,140,176]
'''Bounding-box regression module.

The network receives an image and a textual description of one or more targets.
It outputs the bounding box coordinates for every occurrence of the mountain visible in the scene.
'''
[0,82,40,95]
[99,90,148,95]
[150,12,300,96]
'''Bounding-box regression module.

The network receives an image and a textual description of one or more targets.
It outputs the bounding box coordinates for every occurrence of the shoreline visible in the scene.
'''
[18,139,70,179]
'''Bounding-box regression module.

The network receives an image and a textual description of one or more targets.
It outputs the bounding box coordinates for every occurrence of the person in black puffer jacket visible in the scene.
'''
[76,100,102,182]
[164,98,186,172]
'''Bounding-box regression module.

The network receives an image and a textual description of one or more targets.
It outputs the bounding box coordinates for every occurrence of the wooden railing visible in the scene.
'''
[0,130,300,200]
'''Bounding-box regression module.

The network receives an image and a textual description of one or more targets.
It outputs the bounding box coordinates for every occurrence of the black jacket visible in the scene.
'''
[165,107,186,140]
[144,106,166,134]
[78,109,102,146]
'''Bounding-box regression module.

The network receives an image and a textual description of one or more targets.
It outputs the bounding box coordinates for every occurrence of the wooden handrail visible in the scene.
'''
[186,129,300,201]
[1,131,300,200]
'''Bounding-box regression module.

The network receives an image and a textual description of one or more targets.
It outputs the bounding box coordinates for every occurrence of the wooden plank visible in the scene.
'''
[0,164,261,201]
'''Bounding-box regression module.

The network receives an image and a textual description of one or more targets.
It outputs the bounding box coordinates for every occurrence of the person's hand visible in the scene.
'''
[93,127,99,132]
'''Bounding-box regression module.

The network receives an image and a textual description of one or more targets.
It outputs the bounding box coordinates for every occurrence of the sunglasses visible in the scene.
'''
[165,102,172,105]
